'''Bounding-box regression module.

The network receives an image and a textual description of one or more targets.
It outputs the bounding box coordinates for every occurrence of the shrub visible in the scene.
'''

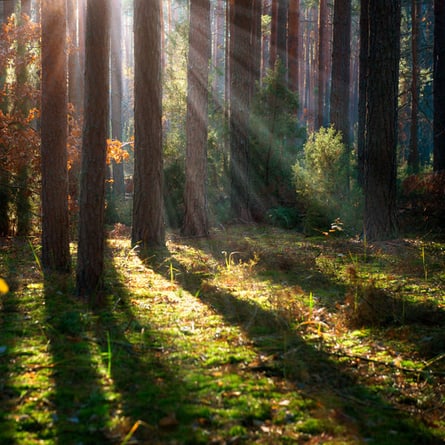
[293,126,361,235]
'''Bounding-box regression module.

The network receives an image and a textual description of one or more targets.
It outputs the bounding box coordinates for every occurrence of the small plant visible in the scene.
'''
[308,291,314,319]
[169,261,179,283]
[28,238,43,276]
[221,250,240,271]
[101,331,112,378]
[421,245,428,280]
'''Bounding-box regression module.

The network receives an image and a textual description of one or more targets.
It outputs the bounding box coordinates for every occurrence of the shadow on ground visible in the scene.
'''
[137,239,444,445]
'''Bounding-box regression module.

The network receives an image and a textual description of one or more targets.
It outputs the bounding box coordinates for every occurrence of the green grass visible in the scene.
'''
[0,226,444,444]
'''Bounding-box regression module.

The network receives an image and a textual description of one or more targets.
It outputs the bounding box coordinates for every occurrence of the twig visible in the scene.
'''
[329,349,445,376]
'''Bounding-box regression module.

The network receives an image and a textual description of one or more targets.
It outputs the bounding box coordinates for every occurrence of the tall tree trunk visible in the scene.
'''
[21,0,31,16]
[67,0,83,118]
[357,0,369,186]
[408,0,420,174]
[41,0,70,272]
[433,0,445,171]
[277,0,288,69]
[76,0,110,300]
[132,0,165,248]
[269,0,278,69]
[229,0,255,222]
[363,0,401,240]
[182,0,211,237]
[3,1,15,19]
[288,0,300,94]
[330,0,351,189]
[316,0,329,129]
[111,0,124,197]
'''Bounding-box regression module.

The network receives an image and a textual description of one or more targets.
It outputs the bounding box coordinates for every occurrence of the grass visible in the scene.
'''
[0,225,444,444]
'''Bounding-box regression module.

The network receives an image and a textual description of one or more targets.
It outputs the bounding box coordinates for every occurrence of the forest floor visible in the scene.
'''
[0,224,444,444]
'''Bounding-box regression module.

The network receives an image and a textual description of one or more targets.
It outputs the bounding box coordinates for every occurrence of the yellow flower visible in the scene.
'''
[0,278,9,295]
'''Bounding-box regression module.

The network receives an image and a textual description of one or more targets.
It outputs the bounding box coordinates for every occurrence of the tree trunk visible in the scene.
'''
[316,0,329,129]
[277,0,288,70]
[288,0,300,94]
[357,0,369,187]
[76,0,110,300]
[111,0,124,197]
[363,0,401,241]
[67,0,83,118]
[132,0,165,248]
[269,0,278,69]
[41,0,70,271]
[182,0,211,237]
[434,0,445,171]
[330,0,351,189]
[229,0,255,222]
[408,0,420,174]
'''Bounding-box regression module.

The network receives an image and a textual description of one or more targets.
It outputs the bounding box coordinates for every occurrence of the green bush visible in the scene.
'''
[293,126,362,235]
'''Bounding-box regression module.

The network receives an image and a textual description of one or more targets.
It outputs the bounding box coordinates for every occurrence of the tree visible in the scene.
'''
[357,0,369,186]
[288,0,300,94]
[182,0,211,237]
[363,0,401,240]
[67,0,83,118]
[330,0,351,186]
[76,0,110,300]
[110,0,125,197]
[41,0,70,272]
[277,0,288,69]
[229,0,256,221]
[408,0,420,174]
[433,0,445,171]
[132,0,165,248]
[316,0,329,129]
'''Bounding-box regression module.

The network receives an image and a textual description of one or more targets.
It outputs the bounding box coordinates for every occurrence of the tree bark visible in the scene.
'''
[357,0,369,187]
[111,0,124,197]
[41,0,70,271]
[408,0,420,174]
[330,0,351,190]
[229,0,256,222]
[182,0,211,237]
[316,0,329,129]
[76,0,110,300]
[288,0,300,94]
[363,0,401,240]
[132,0,165,248]
[434,0,445,171]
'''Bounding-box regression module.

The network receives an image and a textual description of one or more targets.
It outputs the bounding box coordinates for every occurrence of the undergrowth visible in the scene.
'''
[0,226,444,444]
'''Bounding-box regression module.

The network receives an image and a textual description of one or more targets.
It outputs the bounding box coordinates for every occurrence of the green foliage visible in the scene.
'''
[266,206,300,229]
[250,62,305,219]
[293,126,362,234]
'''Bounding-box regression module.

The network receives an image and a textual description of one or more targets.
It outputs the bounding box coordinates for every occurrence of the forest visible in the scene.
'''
[0,0,445,443]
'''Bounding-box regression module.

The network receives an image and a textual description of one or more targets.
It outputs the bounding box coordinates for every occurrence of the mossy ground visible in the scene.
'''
[0,225,444,444]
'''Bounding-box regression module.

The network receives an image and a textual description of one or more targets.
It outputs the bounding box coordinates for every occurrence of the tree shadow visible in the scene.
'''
[0,239,50,444]
[43,275,113,444]
[0,241,21,445]
[83,248,215,443]
[183,231,445,362]
[138,242,444,445]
